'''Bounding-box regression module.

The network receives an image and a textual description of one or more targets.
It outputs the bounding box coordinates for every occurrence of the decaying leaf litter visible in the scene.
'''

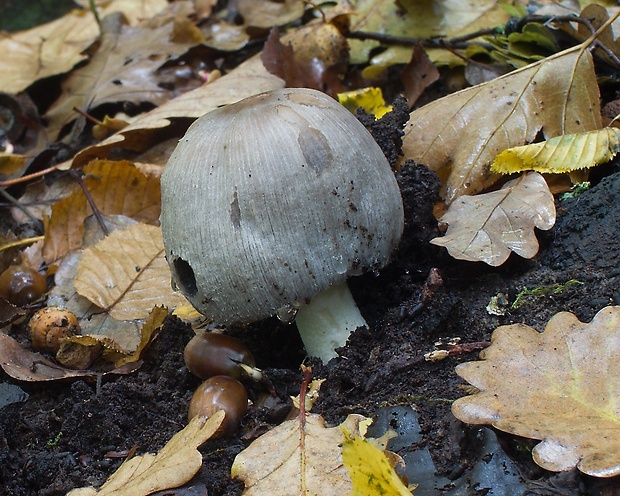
[0,0,620,494]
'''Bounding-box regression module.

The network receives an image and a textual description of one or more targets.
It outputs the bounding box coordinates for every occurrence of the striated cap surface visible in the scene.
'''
[161,88,404,324]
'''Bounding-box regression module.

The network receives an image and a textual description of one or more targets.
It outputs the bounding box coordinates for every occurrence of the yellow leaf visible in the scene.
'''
[402,40,601,203]
[67,412,225,496]
[341,428,413,496]
[430,172,555,266]
[338,88,393,119]
[452,306,620,477]
[74,224,188,321]
[491,128,620,174]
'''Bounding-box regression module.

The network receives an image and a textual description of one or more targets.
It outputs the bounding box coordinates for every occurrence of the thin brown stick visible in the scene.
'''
[70,170,109,236]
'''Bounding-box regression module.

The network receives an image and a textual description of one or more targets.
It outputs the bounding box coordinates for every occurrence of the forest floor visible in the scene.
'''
[2,124,620,494]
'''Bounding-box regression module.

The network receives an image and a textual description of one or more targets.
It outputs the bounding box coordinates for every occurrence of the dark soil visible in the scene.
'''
[2,130,620,494]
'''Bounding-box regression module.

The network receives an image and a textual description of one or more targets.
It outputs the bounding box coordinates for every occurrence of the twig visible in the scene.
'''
[89,0,101,31]
[0,163,65,188]
[0,189,44,230]
[69,170,109,236]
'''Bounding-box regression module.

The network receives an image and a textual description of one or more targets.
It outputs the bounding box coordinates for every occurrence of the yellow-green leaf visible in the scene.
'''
[341,428,413,496]
[491,128,620,174]
[338,88,393,118]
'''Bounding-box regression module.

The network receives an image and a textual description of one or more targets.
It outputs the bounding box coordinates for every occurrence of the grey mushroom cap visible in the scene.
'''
[160,87,404,325]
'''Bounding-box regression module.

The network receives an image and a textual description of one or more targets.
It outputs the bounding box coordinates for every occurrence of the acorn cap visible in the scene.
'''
[160,88,404,325]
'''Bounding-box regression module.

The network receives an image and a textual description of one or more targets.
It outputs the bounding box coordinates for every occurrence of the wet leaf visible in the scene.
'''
[402,42,601,203]
[349,0,509,65]
[491,128,620,174]
[342,428,414,495]
[232,414,368,494]
[0,332,141,382]
[74,223,187,321]
[430,173,555,266]
[453,306,620,477]
[67,412,225,496]
[42,160,161,263]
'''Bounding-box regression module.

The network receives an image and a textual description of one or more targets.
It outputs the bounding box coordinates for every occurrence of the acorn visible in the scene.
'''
[29,307,81,354]
[0,264,47,306]
[188,375,248,437]
[184,332,261,380]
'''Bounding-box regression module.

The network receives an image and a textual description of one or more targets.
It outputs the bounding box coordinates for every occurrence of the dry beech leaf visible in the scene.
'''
[402,42,601,203]
[237,0,306,29]
[232,414,369,495]
[45,12,200,141]
[48,250,143,352]
[42,159,161,263]
[0,0,168,94]
[491,127,620,174]
[0,332,141,382]
[430,172,555,266]
[452,306,620,477]
[74,224,188,321]
[67,412,225,496]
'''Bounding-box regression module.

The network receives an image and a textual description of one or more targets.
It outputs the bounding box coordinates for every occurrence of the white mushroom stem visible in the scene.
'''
[294,281,368,363]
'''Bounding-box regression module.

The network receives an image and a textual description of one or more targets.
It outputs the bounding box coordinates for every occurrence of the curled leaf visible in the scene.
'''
[430,172,555,266]
[491,128,620,174]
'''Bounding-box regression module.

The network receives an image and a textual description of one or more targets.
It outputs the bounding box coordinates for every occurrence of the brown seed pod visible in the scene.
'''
[188,375,248,437]
[184,332,255,380]
[29,307,81,354]
[0,264,47,306]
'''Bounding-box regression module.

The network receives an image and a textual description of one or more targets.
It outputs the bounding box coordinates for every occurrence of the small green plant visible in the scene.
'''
[511,280,584,310]
[47,431,62,447]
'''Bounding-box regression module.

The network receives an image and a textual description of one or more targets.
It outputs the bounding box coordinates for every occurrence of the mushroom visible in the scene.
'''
[160,88,404,362]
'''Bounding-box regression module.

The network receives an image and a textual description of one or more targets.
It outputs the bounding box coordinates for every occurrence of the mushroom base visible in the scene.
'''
[294,281,368,363]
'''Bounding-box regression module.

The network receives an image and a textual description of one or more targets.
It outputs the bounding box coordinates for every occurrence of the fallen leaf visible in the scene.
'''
[45,12,200,141]
[232,414,367,494]
[338,88,393,118]
[74,224,188,320]
[400,45,440,106]
[402,42,601,202]
[261,23,349,96]
[42,160,161,263]
[114,305,168,367]
[48,250,143,351]
[452,306,620,477]
[67,412,225,496]
[0,332,141,382]
[237,0,306,29]
[342,428,414,495]
[430,172,555,266]
[0,0,169,94]
[491,128,620,174]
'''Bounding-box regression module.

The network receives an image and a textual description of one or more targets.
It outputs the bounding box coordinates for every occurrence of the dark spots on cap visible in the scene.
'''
[298,128,333,174]
[231,191,241,229]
